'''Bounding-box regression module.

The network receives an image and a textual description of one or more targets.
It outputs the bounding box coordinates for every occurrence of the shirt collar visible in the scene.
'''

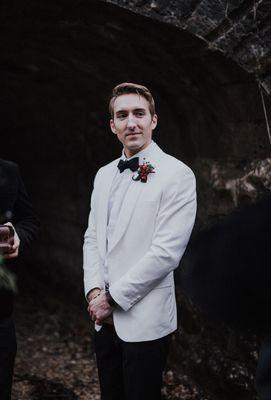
[121,141,156,164]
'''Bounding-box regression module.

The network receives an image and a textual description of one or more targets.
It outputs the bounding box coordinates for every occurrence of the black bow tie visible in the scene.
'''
[117,157,139,173]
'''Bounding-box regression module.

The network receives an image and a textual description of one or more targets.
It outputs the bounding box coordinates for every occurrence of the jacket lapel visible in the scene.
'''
[96,161,118,260]
[108,175,144,253]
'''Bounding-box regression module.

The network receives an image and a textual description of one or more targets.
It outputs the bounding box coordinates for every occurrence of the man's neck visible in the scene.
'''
[124,141,152,159]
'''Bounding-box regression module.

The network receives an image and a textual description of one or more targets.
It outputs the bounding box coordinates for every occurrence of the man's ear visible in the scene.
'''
[151,114,158,130]
[110,119,117,134]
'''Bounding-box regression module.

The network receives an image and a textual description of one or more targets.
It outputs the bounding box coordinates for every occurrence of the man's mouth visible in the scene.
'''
[126,132,141,137]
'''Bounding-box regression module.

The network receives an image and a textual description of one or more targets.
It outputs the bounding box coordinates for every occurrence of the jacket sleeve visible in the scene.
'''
[109,166,197,311]
[83,171,103,299]
[13,165,40,254]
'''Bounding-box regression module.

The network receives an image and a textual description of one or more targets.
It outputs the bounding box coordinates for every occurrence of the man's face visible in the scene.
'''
[110,93,157,158]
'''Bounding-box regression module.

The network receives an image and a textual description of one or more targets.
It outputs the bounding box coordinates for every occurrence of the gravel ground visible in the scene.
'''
[12,289,100,400]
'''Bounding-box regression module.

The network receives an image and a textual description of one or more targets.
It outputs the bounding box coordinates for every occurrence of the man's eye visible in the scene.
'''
[117,114,127,119]
[135,112,144,117]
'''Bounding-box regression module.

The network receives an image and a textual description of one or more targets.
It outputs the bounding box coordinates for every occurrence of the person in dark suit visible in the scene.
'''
[0,159,39,400]
[182,193,271,400]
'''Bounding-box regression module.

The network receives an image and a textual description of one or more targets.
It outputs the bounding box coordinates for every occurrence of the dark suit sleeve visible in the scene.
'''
[12,165,40,254]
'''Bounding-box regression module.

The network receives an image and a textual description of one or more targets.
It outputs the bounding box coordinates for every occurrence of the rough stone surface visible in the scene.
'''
[192,157,271,225]
[102,0,271,95]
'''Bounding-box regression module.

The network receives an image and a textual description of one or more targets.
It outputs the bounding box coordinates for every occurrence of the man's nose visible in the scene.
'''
[127,115,136,129]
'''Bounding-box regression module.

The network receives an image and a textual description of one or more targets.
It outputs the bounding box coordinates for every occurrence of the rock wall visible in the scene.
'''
[1,0,269,286]
[102,0,271,95]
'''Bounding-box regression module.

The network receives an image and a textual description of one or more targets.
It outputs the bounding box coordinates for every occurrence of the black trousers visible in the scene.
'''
[0,317,17,400]
[94,325,170,400]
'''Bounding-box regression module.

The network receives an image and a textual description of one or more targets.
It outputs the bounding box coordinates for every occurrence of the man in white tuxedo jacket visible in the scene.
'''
[83,83,196,400]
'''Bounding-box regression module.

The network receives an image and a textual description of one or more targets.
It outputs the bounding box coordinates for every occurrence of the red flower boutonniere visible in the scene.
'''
[132,159,155,183]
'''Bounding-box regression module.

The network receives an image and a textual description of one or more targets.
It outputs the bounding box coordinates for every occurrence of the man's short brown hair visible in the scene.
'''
[109,82,156,118]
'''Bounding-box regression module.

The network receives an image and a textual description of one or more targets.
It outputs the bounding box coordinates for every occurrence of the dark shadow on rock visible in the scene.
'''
[181,193,271,331]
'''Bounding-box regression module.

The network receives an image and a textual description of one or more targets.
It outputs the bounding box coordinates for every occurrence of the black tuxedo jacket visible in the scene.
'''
[0,159,40,318]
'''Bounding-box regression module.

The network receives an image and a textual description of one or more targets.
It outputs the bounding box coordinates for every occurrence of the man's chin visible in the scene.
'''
[125,140,142,150]
[124,138,150,156]
[126,143,143,154]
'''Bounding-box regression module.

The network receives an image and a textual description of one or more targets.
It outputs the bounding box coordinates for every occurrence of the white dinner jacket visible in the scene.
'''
[83,142,196,342]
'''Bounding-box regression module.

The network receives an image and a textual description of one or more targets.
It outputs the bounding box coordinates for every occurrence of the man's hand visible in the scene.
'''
[88,290,113,325]
[3,222,20,259]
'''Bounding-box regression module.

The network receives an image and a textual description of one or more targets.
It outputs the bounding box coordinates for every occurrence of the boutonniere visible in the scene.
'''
[132,159,155,183]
